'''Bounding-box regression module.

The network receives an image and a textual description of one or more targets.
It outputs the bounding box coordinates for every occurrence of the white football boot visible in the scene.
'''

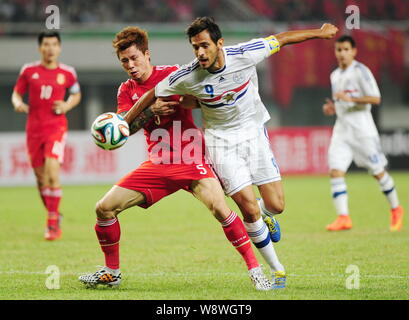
[79,267,121,288]
[248,266,273,291]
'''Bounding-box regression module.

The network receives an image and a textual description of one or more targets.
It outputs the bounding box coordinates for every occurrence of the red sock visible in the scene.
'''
[39,186,49,208]
[221,211,259,270]
[45,188,62,228]
[95,218,121,269]
[47,187,62,214]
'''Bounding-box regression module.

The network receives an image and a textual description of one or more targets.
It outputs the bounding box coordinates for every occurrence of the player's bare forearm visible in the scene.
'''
[124,88,156,125]
[334,91,381,105]
[351,96,381,105]
[275,23,338,47]
[119,106,155,135]
[66,92,82,111]
[11,91,29,113]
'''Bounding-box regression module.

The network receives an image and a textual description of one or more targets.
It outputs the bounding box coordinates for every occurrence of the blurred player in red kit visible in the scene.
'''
[79,27,272,290]
[11,32,81,241]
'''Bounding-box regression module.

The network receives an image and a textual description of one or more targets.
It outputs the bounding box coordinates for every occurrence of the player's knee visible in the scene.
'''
[33,171,45,187]
[48,175,59,188]
[35,177,45,189]
[209,198,230,219]
[330,169,345,178]
[263,197,285,214]
[95,200,117,220]
[373,171,385,180]
[265,201,285,215]
[240,200,260,221]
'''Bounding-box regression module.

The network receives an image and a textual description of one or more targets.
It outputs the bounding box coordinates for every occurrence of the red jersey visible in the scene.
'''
[117,65,205,164]
[14,61,80,134]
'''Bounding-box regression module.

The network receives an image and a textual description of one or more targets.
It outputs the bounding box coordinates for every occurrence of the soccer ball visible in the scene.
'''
[91,112,130,150]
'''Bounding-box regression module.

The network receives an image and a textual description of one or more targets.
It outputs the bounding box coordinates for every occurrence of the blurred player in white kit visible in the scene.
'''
[323,35,404,232]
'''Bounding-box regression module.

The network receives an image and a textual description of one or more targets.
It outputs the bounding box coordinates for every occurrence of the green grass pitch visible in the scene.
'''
[1,172,408,300]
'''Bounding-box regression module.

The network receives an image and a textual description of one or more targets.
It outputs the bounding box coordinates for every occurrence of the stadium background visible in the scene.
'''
[0,0,409,302]
[0,0,408,184]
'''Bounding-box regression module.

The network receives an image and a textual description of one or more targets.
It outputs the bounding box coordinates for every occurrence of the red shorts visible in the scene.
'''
[116,160,216,208]
[26,129,67,168]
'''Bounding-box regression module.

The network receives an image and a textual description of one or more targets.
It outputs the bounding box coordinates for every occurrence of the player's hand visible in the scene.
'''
[14,102,29,113]
[319,23,338,39]
[179,95,200,109]
[151,98,178,116]
[53,100,69,115]
[334,91,353,102]
[323,98,336,116]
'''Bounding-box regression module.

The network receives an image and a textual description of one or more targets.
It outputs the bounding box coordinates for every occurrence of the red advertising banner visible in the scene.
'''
[0,131,148,186]
[267,127,333,174]
[270,27,407,108]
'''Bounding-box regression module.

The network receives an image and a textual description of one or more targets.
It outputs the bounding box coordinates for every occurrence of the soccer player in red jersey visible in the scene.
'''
[79,27,272,290]
[11,32,81,241]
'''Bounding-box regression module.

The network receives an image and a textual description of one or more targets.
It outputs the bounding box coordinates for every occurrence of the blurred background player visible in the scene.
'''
[11,31,81,241]
[79,26,272,291]
[323,35,404,232]
[124,17,338,288]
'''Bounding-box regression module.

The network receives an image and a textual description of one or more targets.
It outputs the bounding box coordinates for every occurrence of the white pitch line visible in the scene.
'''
[0,270,408,279]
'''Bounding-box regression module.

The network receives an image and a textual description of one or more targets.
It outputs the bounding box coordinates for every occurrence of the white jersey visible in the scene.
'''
[156,36,280,144]
[330,60,381,138]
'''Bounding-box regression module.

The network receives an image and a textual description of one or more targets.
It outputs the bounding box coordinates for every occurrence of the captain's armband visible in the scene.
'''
[264,35,280,55]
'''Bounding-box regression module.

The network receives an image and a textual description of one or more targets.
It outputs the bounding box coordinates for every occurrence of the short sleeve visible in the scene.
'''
[67,68,81,94]
[356,64,381,98]
[14,65,29,95]
[116,83,133,114]
[226,37,280,66]
[155,68,188,98]
[68,82,81,94]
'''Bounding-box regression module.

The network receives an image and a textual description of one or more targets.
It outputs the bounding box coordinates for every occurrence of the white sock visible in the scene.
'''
[257,198,277,217]
[244,218,284,272]
[378,173,400,209]
[330,177,349,215]
[104,266,120,275]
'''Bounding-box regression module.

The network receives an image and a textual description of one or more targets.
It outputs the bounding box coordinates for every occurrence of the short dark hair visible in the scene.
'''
[336,35,356,48]
[38,31,61,45]
[186,17,222,44]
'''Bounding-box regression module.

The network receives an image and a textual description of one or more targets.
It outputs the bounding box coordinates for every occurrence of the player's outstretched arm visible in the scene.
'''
[11,91,29,113]
[274,23,338,47]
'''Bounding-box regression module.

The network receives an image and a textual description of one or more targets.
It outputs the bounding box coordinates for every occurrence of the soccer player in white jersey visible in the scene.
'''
[323,35,404,232]
[124,17,338,288]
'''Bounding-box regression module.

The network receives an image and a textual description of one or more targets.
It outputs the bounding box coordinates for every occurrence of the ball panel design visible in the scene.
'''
[91,112,129,151]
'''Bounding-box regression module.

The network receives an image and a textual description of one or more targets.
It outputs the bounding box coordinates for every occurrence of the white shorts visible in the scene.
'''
[206,127,281,196]
[328,134,387,175]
